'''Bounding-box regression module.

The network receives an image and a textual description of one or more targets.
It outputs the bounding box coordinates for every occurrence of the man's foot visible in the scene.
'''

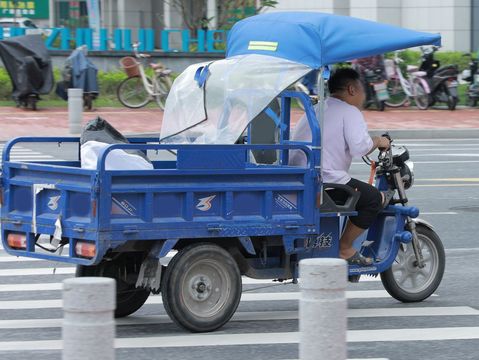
[345,251,373,266]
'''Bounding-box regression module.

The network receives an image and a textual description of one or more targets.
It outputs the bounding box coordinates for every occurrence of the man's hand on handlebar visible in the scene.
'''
[367,136,391,155]
[377,136,391,150]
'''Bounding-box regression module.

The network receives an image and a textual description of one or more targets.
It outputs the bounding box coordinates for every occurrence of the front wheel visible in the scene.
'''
[117,76,151,109]
[384,77,408,108]
[381,224,445,302]
[76,252,150,318]
[413,80,429,110]
[161,243,242,332]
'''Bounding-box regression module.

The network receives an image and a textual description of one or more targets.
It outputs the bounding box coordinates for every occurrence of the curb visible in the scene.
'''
[369,128,479,139]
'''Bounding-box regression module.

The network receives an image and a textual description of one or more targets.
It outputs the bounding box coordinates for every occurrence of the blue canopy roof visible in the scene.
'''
[226,12,441,68]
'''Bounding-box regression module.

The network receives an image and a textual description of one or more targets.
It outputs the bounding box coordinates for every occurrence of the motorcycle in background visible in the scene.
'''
[353,55,389,111]
[56,45,99,110]
[419,46,459,110]
[0,34,54,110]
[461,53,479,107]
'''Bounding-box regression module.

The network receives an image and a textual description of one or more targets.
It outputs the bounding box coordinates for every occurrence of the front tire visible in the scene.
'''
[161,243,242,332]
[384,77,408,108]
[381,225,445,302]
[413,80,429,110]
[76,252,150,318]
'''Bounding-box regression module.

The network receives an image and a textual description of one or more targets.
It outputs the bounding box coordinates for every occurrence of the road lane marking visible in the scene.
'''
[415,178,479,182]
[420,212,458,215]
[0,327,477,351]
[0,291,400,310]
[353,160,479,165]
[0,306,473,330]
[414,184,479,187]
[0,267,75,276]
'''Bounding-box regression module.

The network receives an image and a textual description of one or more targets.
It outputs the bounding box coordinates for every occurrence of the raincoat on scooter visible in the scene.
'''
[0,34,53,106]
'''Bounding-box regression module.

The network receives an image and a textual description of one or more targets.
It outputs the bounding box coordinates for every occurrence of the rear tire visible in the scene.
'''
[468,97,478,107]
[161,243,242,332]
[381,225,445,302]
[117,76,151,109]
[76,252,150,318]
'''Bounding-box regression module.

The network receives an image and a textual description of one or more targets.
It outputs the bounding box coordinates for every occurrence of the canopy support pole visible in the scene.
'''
[316,67,326,204]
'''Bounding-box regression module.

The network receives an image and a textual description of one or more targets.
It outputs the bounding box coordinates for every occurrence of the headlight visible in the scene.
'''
[401,160,414,189]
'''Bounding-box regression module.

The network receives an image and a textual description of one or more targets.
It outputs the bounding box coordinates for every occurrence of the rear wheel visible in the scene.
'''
[381,225,445,302]
[76,252,150,318]
[442,85,457,110]
[161,243,242,332]
[117,76,151,109]
[154,76,172,110]
[468,97,478,107]
[384,77,408,108]
[447,96,457,110]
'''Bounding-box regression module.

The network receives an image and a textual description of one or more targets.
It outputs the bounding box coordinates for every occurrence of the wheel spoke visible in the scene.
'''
[398,271,409,286]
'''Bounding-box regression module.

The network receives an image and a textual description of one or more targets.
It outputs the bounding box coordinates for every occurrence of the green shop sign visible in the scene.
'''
[0,0,49,19]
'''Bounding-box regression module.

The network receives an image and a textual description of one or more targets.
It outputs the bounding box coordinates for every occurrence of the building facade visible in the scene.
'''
[269,0,473,52]
[94,0,476,52]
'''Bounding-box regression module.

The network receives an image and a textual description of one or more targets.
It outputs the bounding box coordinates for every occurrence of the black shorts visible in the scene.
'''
[328,178,382,229]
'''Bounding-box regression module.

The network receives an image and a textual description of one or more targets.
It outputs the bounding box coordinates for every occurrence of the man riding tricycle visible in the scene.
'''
[0,12,445,333]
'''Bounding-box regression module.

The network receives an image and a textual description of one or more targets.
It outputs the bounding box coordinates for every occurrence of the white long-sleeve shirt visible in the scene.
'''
[289,97,373,184]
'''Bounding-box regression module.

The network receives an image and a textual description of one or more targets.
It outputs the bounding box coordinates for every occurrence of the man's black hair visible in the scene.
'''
[328,68,360,94]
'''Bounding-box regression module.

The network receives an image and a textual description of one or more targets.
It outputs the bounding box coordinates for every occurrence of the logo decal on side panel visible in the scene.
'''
[48,196,61,211]
[196,195,216,211]
[111,197,137,216]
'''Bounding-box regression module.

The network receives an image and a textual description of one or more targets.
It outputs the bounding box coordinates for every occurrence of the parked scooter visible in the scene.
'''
[419,46,459,110]
[353,55,389,111]
[0,34,53,110]
[461,53,479,107]
[56,45,99,110]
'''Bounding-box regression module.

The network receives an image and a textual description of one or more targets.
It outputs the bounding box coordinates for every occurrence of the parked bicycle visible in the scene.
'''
[384,52,430,110]
[117,43,173,110]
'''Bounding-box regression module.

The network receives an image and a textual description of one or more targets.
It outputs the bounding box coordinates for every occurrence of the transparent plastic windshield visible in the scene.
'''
[160,54,311,144]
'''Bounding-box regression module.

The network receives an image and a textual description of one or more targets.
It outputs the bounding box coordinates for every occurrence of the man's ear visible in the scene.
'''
[347,83,356,96]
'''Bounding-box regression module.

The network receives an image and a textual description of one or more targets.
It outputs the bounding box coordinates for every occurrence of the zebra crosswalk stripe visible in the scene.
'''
[0,290,397,310]
[0,327,479,351]
[0,306,474,330]
[0,145,55,161]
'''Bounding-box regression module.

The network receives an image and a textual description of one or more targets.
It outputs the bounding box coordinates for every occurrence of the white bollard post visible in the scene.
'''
[63,277,116,360]
[68,88,83,134]
[299,258,348,360]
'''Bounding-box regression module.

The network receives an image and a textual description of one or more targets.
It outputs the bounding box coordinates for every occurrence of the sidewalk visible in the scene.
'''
[0,106,478,141]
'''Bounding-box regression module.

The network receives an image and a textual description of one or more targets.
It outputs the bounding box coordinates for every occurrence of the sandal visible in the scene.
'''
[346,251,373,266]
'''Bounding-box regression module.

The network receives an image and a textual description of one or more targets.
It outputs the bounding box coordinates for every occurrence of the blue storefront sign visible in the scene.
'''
[0,27,227,53]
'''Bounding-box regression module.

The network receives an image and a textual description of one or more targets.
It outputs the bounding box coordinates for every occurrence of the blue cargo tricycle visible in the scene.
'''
[0,12,445,332]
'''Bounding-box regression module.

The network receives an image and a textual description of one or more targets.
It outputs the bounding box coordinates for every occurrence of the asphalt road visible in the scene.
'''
[0,138,478,360]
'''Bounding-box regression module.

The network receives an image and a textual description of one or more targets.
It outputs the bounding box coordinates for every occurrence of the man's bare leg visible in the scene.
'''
[339,220,367,260]
[339,192,385,259]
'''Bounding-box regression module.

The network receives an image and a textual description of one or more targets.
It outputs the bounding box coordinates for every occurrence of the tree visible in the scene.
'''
[216,0,278,29]
[165,0,278,31]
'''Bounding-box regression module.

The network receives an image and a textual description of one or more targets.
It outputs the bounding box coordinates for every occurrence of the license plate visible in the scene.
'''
[374,83,389,100]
